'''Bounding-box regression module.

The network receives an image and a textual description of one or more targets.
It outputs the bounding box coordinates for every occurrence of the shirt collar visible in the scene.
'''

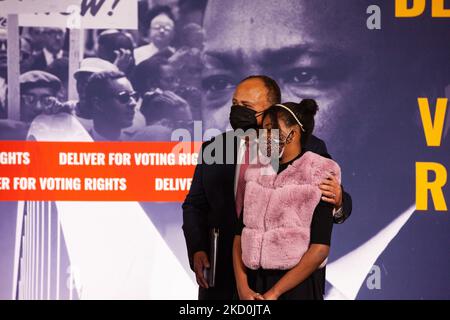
[43,47,63,65]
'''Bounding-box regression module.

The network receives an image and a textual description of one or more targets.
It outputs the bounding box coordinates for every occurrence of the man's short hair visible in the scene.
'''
[98,31,135,53]
[146,5,175,28]
[239,75,281,104]
[85,70,126,102]
[178,0,208,12]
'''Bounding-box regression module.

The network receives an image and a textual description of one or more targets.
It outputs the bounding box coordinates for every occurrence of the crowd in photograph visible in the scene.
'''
[0,0,207,141]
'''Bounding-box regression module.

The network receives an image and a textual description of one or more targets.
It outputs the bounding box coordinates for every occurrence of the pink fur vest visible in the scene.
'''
[241,151,341,270]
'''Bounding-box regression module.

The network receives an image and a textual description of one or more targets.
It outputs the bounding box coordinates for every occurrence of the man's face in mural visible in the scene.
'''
[201,0,373,145]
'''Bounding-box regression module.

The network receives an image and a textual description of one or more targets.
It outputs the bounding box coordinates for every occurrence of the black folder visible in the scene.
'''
[205,228,219,287]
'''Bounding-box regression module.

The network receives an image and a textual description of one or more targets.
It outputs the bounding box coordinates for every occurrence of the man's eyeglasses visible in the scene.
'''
[21,94,55,107]
[113,91,139,104]
[151,24,173,32]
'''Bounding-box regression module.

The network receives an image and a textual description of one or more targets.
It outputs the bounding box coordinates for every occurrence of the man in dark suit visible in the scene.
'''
[182,75,352,300]
[29,28,67,72]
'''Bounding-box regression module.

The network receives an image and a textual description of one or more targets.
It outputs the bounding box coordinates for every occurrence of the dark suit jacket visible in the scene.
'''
[29,51,48,71]
[307,135,352,223]
[182,131,352,299]
[28,50,68,72]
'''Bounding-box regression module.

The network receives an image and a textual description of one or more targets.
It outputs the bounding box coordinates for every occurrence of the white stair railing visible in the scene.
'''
[13,200,72,300]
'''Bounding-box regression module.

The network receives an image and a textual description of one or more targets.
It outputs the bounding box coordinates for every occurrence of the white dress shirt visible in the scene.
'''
[43,47,63,66]
[134,42,175,65]
[0,77,6,109]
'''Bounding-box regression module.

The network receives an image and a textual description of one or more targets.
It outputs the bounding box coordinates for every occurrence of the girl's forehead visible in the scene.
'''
[263,113,288,129]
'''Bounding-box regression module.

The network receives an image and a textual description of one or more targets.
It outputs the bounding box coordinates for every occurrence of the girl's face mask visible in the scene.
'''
[259,128,293,159]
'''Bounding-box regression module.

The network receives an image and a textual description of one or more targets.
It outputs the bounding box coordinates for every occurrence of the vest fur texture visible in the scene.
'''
[241,151,341,270]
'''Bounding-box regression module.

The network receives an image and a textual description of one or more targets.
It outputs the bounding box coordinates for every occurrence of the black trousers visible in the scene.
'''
[246,268,325,300]
[198,283,238,300]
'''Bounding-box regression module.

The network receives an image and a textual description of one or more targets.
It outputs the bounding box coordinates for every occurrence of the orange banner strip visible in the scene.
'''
[0,141,201,202]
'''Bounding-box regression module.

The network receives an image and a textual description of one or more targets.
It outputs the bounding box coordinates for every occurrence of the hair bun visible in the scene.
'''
[298,99,319,116]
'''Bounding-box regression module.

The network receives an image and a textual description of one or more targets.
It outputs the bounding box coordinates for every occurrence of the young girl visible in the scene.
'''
[233,99,340,300]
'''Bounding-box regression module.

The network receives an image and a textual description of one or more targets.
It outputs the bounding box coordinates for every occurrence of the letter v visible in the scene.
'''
[418,98,448,147]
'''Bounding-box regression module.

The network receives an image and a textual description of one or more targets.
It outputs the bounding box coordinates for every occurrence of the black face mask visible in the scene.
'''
[229,105,263,131]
